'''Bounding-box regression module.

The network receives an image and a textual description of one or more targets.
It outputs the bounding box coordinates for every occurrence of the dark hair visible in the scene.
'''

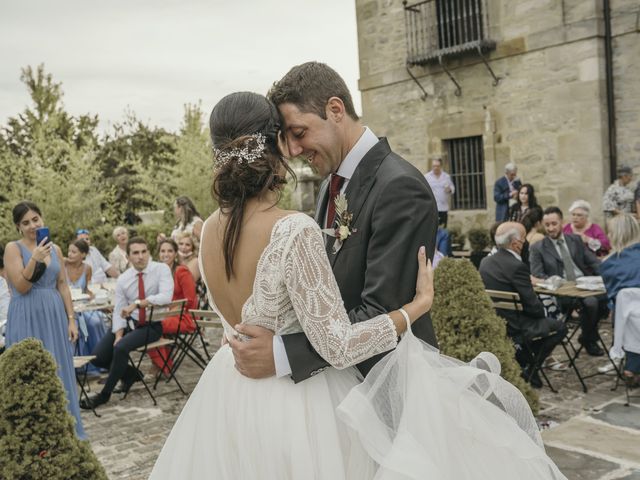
[520,206,543,233]
[126,236,148,255]
[174,196,201,229]
[72,239,90,256]
[12,201,42,226]
[268,62,359,121]
[516,183,539,209]
[209,91,296,280]
[489,222,502,246]
[157,238,179,273]
[543,206,564,219]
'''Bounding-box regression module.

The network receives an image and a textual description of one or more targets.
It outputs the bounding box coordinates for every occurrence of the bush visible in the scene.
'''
[467,227,490,253]
[448,225,466,250]
[431,258,539,412]
[0,338,107,479]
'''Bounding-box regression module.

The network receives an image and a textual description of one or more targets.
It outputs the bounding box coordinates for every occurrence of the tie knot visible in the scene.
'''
[557,238,564,245]
[138,272,144,278]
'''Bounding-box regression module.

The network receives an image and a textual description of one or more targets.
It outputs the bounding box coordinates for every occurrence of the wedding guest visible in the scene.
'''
[508,184,540,222]
[530,206,608,356]
[176,231,200,282]
[424,157,455,228]
[108,226,129,274]
[4,201,85,438]
[479,222,566,388]
[603,165,635,218]
[493,163,521,221]
[64,239,108,372]
[563,200,611,257]
[170,196,204,241]
[80,237,173,409]
[0,244,9,347]
[76,228,119,283]
[521,207,545,246]
[600,213,640,386]
[148,239,198,375]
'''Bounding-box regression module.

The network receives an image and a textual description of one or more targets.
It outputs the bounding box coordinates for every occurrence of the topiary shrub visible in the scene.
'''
[467,228,490,253]
[431,258,539,413]
[448,225,466,250]
[0,338,107,480]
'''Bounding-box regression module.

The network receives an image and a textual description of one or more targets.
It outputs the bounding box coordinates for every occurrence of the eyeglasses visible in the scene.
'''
[76,228,90,235]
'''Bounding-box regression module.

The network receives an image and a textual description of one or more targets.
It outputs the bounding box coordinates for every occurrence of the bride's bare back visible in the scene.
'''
[200,202,297,328]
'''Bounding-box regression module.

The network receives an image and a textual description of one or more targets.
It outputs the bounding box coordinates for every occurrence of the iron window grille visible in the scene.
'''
[403,0,495,65]
[445,136,486,210]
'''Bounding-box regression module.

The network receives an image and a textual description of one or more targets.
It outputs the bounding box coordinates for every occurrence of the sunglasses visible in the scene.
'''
[76,229,90,235]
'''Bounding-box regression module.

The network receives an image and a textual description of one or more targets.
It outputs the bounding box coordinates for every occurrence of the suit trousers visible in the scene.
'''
[91,322,162,395]
[559,294,608,343]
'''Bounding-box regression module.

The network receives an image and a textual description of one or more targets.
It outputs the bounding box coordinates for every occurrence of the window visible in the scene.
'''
[403,0,494,64]
[445,136,486,210]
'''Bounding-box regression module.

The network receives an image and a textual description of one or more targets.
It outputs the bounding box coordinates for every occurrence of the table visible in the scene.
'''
[533,282,606,299]
[73,302,114,314]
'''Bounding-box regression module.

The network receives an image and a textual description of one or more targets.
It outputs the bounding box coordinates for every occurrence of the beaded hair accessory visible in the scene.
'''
[212,133,267,169]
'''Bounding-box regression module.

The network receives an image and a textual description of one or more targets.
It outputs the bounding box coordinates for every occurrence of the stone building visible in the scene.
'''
[355,0,640,229]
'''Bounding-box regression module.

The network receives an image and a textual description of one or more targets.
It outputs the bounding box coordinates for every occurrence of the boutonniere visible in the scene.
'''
[321,193,357,254]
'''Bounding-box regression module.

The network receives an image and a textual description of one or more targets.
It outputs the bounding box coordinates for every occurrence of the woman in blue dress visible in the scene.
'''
[3,201,86,439]
[64,239,108,375]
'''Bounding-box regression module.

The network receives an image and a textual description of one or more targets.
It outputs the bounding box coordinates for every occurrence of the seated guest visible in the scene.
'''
[563,200,611,257]
[108,226,130,274]
[176,231,200,282]
[76,228,119,283]
[149,239,198,375]
[508,183,540,222]
[521,207,544,246]
[80,237,173,409]
[64,239,108,372]
[600,213,640,386]
[436,227,452,258]
[530,207,608,356]
[487,222,502,256]
[479,222,566,388]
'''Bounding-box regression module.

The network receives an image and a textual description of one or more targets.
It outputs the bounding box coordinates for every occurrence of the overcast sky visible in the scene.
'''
[0,0,361,133]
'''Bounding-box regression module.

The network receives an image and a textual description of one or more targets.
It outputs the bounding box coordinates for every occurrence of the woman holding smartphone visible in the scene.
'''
[3,201,85,439]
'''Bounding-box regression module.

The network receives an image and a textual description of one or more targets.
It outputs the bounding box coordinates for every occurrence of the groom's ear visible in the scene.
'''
[326,97,345,122]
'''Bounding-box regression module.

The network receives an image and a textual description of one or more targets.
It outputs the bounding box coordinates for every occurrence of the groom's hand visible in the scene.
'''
[229,324,276,378]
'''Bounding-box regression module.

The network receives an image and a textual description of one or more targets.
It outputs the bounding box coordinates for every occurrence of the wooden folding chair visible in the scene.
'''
[188,309,224,367]
[486,289,566,392]
[124,299,187,404]
[74,355,100,417]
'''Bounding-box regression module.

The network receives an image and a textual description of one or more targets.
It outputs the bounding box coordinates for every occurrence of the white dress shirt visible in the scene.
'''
[424,170,455,212]
[86,245,113,284]
[275,126,380,378]
[111,261,174,333]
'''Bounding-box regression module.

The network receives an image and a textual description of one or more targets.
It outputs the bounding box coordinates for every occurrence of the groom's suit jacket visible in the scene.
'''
[282,138,439,382]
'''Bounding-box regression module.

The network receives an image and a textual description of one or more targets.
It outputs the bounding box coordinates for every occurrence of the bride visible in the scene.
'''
[150,92,566,479]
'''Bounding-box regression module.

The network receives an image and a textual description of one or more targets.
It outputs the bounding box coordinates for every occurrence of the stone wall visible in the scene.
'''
[355,0,640,230]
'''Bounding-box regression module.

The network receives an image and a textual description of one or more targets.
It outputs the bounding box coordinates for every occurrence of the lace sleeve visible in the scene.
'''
[281,217,398,369]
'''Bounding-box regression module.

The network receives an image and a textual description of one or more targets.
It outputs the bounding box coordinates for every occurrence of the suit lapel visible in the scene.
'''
[328,138,391,268]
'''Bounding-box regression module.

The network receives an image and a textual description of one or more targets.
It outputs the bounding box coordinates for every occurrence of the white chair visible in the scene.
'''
[611,288,640,406]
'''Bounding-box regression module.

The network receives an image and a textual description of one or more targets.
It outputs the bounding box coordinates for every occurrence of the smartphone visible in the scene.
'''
[36,227,51,245]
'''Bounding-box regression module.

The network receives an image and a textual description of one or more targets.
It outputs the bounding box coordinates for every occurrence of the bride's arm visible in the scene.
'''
[282,220,430,370]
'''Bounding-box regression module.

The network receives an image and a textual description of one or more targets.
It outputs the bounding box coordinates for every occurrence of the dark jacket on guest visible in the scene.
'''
[479,249,559,343]
[529,233,600,280]
[493,176,522,221]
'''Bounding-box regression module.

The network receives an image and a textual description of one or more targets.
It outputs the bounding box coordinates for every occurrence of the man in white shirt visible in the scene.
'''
[424,158,455,228]
[76,228,119,284]
[80,237,173,409]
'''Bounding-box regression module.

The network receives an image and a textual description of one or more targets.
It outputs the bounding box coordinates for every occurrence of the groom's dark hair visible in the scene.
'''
[268,62,359,121]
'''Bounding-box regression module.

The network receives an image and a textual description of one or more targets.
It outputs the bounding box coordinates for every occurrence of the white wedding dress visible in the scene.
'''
[150,213,566,480]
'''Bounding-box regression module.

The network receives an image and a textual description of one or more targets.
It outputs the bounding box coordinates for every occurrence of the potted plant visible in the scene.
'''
[467,227,490,268]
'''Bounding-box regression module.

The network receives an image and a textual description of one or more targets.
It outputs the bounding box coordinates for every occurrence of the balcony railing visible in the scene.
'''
[403,0,495,65]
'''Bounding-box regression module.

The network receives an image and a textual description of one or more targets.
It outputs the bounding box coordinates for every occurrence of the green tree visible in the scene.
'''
[431,258,539,412]
[0,338,107,479]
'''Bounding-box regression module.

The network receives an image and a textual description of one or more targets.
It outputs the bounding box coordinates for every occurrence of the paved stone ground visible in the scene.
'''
[82,323,639,479]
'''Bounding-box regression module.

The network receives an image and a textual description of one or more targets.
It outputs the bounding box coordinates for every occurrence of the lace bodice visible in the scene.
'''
[200,213,398,370]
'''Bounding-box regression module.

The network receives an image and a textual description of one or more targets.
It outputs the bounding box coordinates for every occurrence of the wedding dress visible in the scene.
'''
[150,213,566,480]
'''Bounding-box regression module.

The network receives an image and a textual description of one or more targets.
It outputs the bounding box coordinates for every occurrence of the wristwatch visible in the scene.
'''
[135,299,141,307]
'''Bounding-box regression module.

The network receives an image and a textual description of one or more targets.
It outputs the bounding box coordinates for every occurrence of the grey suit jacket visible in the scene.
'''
[282,138,439,382]
[529,234,600,279]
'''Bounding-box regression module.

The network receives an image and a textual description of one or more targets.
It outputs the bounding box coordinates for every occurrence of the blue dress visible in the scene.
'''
[67,264,108,375]
[6,242,86,439]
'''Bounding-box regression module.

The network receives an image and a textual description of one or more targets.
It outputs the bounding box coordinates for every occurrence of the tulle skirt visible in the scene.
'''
[149,345,377,480]
[152,333,567,479]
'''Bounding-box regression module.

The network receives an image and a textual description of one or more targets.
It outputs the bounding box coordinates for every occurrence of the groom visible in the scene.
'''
[231,62,438,382]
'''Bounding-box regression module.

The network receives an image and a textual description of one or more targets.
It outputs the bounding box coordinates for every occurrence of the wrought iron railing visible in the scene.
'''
[403,0,495,65]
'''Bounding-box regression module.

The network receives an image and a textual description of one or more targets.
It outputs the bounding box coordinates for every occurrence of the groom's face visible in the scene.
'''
[278,102,343,178]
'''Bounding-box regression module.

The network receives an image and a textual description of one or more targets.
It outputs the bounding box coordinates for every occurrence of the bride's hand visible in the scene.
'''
[414,246,434,314]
